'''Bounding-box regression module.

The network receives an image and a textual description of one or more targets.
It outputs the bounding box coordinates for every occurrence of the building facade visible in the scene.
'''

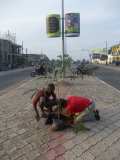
[91,48,108,64]
[27,54,50,66]
[0,39,22,69]
[108,44,120,65]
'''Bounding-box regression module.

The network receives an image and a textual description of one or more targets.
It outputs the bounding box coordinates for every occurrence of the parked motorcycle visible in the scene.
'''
[30,65,46,77]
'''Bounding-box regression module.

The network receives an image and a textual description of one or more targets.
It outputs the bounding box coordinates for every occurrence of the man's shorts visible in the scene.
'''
[75,101,96,122]
[83,101,96,121]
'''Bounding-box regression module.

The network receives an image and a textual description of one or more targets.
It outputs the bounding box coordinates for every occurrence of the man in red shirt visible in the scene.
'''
[32,83,57,121]
[58,96,100,123]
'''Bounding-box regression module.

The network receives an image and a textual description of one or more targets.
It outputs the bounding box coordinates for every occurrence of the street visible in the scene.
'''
[95,65,120,90]
[0,67,33,92]
[0,65,120,94]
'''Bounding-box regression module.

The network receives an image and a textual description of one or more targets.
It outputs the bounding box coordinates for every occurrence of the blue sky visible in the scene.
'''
[0,0,120,60]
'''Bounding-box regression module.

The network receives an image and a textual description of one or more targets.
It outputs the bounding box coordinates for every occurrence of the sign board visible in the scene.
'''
[111,45,120,52]
[46,14,61,37]
[91,48,106,54]
[65,13,80,37]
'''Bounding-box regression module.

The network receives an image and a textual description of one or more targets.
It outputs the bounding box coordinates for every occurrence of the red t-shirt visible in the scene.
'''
[65,96,92,114]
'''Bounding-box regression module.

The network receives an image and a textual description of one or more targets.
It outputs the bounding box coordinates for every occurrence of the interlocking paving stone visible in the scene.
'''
[63,150,76,160]
[54,144,66,156]
[0,76,120,159]
[71,145,85,157]
[89,128,120,157]
[0,155,10,160]
[79,151,95,160]
[45,149,57,160]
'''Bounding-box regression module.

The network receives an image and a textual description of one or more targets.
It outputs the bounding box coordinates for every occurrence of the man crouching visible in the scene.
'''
[32,83,57,121]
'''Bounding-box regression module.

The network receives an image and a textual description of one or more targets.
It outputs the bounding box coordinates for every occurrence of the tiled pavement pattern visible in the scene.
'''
[0,76,120,160]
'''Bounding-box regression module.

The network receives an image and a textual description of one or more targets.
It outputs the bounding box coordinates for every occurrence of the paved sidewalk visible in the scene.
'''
[0,76,120,160]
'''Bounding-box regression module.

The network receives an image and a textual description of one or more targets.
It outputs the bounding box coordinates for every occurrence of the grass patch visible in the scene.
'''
[73,122,90,133]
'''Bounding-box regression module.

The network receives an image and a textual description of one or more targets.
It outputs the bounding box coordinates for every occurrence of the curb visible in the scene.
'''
[1,76,120,99]
[0,78,35,98]
[96,77,120,94]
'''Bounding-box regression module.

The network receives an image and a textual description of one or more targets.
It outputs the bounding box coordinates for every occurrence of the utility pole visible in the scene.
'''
[106,40,108,65]
[22,41,24,54]
[26,48,28,54]
[26,48,28,65]
[61,0,65,79]
[8,30,12,68]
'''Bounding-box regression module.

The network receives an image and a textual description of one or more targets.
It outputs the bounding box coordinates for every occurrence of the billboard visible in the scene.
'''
[46,14,61,37]
[91,48,106,54]
[65,13,80,37]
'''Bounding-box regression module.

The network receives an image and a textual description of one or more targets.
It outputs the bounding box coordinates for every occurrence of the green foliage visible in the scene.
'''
[57,54,73,68]
[73,122,90,133]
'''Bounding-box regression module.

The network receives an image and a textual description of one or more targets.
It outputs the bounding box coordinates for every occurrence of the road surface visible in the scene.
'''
[0,67,33,93]
[95,65,120,90]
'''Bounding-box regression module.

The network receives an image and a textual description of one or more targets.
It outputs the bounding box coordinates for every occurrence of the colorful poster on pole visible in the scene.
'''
[65,13,80,37]
[46,14,61,37]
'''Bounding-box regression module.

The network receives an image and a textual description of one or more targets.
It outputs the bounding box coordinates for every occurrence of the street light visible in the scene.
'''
[106,40,108,65]
[61,0,65,79]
